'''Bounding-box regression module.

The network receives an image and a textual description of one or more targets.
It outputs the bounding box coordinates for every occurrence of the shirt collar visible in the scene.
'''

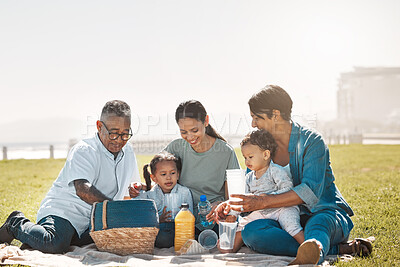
[288,121,300,153]
[170,183,179,193]
[95,133,124,160]
[153,183,179,194]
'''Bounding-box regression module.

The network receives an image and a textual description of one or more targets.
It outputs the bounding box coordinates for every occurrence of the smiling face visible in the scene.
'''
[177,117,208,149]
[241,143,270,172]
[151,161,179,193]
[97,116,131,156]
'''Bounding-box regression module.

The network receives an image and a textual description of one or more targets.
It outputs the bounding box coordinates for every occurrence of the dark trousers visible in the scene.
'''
[155,222,175,248]
[9,214,93,254]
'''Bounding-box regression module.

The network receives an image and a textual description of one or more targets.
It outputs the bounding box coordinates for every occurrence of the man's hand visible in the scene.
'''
[128,182,142,198]
[74,179,111,205]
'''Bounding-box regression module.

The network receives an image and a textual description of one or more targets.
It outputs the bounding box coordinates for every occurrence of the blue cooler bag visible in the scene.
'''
[90,199,159,255]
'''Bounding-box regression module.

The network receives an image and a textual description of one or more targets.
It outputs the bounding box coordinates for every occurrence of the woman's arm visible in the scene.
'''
[224,180,229,200]
[229,190,304,212]
[212,190,304,222]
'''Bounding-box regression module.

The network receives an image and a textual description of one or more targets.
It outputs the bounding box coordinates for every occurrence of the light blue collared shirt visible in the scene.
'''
[36,134,140,236]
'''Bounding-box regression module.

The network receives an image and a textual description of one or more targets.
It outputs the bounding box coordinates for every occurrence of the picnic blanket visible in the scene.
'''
[1,243,352,267]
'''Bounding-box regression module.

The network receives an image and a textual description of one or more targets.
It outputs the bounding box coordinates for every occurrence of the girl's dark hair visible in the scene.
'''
[248,85,293,121]
[175,100,226,142]
[142,151,182,191]
[240,130,278,158]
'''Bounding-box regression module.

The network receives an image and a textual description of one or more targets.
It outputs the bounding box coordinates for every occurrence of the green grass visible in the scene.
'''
[329,145,400,266]
[1,145,399,266]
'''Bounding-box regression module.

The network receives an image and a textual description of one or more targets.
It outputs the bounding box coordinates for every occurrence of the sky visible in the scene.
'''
[1,0,400,143]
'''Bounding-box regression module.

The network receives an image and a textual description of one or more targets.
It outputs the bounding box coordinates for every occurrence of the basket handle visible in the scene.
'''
[102,200,109,230]
[90,200,109,232]
[90,202,98,233]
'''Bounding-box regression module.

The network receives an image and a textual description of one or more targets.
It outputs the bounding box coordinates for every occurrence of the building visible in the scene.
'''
[337,67,400,126]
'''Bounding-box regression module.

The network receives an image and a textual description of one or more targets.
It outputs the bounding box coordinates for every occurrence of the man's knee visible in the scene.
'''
[40,240,71,254]
[31,231,71,254]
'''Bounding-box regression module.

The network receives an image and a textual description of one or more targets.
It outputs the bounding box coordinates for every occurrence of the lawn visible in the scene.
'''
[1,145,399,266]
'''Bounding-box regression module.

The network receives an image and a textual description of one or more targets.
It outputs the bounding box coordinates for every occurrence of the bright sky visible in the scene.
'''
[1,0,399,141]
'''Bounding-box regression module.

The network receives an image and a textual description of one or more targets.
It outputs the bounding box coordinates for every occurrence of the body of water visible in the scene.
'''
[363,139,400,145]
[2,138,400,160]
[2,143,69,160]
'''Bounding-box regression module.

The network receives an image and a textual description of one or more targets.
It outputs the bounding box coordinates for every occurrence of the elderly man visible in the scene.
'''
[0,100,140,253]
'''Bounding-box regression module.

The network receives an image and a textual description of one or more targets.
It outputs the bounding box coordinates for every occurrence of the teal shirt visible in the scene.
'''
[289,121,353,217]
[165,138,240,215]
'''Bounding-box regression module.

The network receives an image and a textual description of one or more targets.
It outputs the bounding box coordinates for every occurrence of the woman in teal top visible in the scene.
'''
[165,100,240,232]
[213,85,373,264]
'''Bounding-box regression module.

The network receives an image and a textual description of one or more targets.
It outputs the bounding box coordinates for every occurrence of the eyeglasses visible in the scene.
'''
[100,121,133,141]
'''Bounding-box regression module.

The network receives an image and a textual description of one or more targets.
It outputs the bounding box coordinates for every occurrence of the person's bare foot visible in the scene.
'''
[289,239,321,265]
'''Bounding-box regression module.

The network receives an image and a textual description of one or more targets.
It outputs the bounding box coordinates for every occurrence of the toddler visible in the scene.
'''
[129,151,193,248]
[220,130,304,253]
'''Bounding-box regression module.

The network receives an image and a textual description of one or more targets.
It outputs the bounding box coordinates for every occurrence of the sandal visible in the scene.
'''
[345,237,374,257]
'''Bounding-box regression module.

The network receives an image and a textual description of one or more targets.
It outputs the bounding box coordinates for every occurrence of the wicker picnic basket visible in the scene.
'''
[90,199,159,255]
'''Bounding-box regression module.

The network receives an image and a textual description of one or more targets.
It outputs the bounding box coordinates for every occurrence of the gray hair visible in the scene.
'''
[100,100,131,121]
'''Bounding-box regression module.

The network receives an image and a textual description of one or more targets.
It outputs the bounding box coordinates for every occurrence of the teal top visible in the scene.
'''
[165,138,240,216]
[289,121,353,217]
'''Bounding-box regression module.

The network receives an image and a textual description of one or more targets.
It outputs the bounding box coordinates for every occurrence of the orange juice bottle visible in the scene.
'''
[174,203,195,252]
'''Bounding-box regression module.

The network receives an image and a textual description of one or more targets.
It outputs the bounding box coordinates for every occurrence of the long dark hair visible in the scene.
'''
[143,151,182,191]
[175,100,226,142]
[248,85,293,121]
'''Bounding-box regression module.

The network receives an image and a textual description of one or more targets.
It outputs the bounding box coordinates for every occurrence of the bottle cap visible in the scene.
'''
[181,203,189,209]
[200,195,207,202]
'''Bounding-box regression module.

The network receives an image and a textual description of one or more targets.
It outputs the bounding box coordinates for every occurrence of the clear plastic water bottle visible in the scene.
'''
[198,195,213,228]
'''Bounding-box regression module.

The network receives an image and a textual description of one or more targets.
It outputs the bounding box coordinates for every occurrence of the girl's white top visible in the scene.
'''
[137,183,194,218]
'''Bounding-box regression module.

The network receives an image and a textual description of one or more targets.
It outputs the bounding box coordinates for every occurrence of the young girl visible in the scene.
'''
[129,151,193,248]
[165,100,240,234]
[219,129,304,253]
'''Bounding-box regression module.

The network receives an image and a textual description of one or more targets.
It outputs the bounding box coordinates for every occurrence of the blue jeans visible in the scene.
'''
[8,214,93,254]
[241,209,353,264]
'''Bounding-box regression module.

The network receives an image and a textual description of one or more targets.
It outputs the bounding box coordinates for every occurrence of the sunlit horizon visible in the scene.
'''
[1,0,399,144]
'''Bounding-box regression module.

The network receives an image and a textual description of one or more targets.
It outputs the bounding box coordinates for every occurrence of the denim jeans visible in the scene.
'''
[241,209,353,264]
[8,214,93,254]
[155,222,175,248]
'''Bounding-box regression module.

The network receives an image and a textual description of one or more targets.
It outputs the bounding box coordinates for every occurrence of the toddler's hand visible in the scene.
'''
[159,206,172,223]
